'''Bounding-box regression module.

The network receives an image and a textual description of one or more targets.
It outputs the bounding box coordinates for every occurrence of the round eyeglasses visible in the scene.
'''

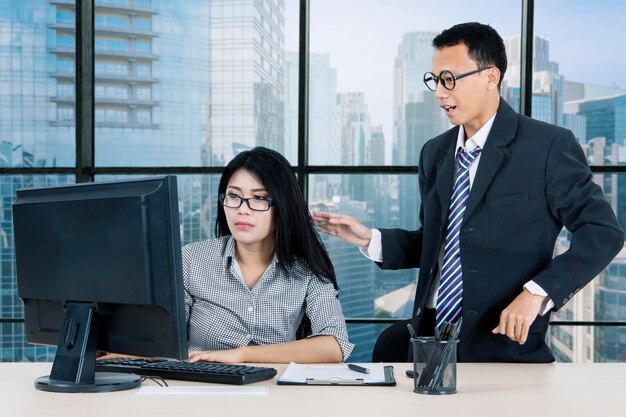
[219,193,274,212]
[423,66,493,91]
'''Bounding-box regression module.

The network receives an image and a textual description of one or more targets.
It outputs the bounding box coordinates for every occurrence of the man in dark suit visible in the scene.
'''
[313,22,624,362]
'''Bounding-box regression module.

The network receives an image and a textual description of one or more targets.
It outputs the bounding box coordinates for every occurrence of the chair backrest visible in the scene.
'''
[371,319,412,362]
[296,315,311,340]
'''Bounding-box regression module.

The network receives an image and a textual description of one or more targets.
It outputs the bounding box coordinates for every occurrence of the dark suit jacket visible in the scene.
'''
[379,99,624,362]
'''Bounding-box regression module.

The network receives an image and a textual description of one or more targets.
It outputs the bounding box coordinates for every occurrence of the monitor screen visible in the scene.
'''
[13,176,187,393]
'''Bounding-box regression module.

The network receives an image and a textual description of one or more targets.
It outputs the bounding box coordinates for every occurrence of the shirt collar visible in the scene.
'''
[222,234,281,272]
[455,112,497,153]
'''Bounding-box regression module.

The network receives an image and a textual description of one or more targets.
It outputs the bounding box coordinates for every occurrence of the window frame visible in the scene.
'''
[1,0,625,334]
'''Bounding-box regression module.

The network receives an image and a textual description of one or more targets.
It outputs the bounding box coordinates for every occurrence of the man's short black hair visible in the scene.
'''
[432,22,507,89]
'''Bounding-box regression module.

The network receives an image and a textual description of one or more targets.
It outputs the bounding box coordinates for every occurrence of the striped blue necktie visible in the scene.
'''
[436,146,482,329]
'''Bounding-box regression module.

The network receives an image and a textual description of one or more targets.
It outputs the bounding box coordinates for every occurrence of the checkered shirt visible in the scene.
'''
[182,236,354,360]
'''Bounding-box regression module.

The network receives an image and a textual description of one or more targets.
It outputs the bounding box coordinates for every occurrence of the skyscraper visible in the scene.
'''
[337,92,370,167]
[503,35,563,124]
[565,94,626,147]
[393,31,445,166]
[209,0,285,163]
[368,125,385,165]
[0,0,287,361]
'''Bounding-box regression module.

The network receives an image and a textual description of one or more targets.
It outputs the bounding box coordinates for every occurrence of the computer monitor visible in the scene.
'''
[13,176,187,393]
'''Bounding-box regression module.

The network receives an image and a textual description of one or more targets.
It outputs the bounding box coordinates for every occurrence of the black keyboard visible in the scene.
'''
[96,358,277,385]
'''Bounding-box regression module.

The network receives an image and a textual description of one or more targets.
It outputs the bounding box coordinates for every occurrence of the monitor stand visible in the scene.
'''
[35,302,141,393]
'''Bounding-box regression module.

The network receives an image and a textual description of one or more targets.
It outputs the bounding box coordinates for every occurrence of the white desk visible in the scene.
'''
[2,362,623,417]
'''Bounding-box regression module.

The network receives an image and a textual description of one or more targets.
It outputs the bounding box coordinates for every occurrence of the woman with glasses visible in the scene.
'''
[184,147,353,363]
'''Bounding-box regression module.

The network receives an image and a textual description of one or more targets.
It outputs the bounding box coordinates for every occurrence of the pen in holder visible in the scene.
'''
[411,319,461,395]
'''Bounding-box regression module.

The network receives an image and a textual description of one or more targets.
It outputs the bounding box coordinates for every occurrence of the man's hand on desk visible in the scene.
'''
[188,348,244,364]
[491,288,547,345]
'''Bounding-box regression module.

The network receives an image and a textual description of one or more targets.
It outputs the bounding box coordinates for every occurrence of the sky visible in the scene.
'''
[284,0,626,162]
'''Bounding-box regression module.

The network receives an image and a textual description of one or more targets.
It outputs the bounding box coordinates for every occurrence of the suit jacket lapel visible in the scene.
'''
[436,128,459,221]
[463,99,518,222]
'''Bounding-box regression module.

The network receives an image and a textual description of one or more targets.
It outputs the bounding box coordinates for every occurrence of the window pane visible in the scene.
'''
[0,175,74,362]
[94,1,297,167]
[95,175,218,246]
[548,325,626,363]
[309,174,420,359]
[549,173,625,362]
[308,0,521,165]
[0,2,75,167]
[536,1,626,164]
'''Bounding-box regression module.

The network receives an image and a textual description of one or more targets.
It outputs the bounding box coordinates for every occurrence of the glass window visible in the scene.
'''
[95,37,129,53]
[0,175,74,362]
[134,40,150,53]
[108,16,129,30]
[1,3,75,172]
[56,33,75,49]
[95,84,128,99]
[57,107,74,121]
[4,0,625,365]
[56,82,74,98]
[309,173,419,361]
[95,1,297,167]
[56,10,74,25]
[95,108,128,122]
[308,0,521,166]
[134,17,151,31]
[135,63,151,76]
[95,60,129,75]
[135,86,151,100]
[535,0,626,361]
[133,0,152,8]
[136,109,151,123]
[57,58,74,73]
[536,1,626,165]
[96,14,129,30]
[548,325,626,363]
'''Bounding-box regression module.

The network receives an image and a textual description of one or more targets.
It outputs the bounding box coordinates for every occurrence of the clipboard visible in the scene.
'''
[277,363,396,386]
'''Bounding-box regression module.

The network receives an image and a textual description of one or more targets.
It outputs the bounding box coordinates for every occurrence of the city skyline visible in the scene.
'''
[285,0,626,164]
[1,0,625,363]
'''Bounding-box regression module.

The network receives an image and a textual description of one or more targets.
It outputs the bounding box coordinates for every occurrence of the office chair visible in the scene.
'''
[371,319,412,362]
[296,315,311,340]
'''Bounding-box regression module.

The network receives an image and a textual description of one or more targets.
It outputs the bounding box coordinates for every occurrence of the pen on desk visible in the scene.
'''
[347,364,370,374]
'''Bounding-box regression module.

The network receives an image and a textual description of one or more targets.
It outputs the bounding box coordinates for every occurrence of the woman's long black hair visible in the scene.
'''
[215,147,338,289]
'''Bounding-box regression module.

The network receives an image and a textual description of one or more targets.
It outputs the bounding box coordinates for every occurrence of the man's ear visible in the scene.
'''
[487,67,501,90]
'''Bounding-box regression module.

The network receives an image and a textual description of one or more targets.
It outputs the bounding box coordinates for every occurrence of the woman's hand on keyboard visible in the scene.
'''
[188,348,244,364]
[96,352,149,360]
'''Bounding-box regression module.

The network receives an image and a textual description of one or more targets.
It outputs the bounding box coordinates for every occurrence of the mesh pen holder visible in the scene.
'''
[411,336,458,395]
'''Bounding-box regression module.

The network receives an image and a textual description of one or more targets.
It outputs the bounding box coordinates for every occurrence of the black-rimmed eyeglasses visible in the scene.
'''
[219,193,274,212]
[423,66,493,91]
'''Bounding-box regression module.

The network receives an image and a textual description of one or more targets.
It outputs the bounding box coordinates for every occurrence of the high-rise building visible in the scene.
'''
[565,94,626,147]
[564,81,626,102]
[337,92,370,167]
[311,198,378,362]
[286,52,342,201]
[393,31,445,166]
[596,248,626,362]
[0,0,287,361]
[503,35,563,125]
[305,53,341,166]
[283,52,298,163]
[209,0,285,163]
[368,125,385,165]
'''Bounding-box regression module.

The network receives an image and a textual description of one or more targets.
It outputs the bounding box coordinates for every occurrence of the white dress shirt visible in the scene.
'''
[361,113,554,315]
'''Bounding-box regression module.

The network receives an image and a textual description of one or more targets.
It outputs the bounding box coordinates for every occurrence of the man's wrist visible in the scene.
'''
[362,229,373,247]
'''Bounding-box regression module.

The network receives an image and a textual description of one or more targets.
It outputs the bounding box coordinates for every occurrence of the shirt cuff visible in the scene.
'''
[359,229,382,262]
[524,280,555,315]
